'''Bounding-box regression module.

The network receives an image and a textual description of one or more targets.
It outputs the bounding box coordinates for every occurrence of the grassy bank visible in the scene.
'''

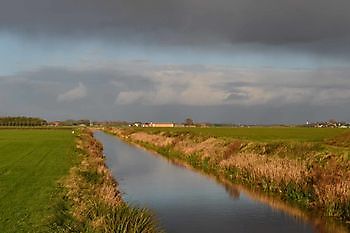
[0,128,160,233]
[134,127,347,141]
[107,127,350,225]
[50,128,161,232]
[0,129,76,232]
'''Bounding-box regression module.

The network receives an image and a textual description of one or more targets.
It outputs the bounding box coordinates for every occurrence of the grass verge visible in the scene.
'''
[106,127,350,226]
[49,128,161,232]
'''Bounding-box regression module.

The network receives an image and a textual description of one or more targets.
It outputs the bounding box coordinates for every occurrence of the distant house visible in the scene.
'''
[130,122,142,127]
[311,120,349,128]
[142,122,151,127]
[49,121,61,127]
[150,122,175,127]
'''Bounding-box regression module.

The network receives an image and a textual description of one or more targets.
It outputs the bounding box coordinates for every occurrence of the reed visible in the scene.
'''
[108,127,350,223]
[49,129,161,233]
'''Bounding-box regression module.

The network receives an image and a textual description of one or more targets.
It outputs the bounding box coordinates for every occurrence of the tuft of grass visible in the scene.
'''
[102,203,160,233]
[79,170,103,184]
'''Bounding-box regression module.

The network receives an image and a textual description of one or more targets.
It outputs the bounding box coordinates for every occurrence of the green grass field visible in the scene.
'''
[0,129,76,233]
[136,127,349,142]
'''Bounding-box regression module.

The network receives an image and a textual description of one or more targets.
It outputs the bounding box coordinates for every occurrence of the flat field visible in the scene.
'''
[136,127,349,142]
[0,129,76,233]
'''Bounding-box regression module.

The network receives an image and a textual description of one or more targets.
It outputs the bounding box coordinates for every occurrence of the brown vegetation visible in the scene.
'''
[50,128,161,232]
[327,132,350,148]
[108,127,350,224]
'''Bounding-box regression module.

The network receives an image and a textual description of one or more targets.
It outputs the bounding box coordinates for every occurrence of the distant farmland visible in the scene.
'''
[0,129,76,233]
[134,127,349,142]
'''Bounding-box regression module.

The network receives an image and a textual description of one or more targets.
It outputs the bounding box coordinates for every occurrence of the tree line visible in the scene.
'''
[0,117,47,126]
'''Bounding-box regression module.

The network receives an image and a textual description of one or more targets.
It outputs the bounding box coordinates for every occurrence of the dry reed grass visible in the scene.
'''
[114,128,350,222]
[50,129,160,232]
[220,153,308,184]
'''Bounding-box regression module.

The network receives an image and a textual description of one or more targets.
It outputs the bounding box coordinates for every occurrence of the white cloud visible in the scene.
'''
[115,91,147,105]
[57,82,87,102]
[111,63,350,107]
[115,70,230,106]
[2,61,350,122]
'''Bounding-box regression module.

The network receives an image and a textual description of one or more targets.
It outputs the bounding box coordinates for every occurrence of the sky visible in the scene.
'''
[0,0,350,124]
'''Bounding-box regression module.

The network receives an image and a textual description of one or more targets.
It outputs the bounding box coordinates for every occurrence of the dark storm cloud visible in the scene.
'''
[1,0,350,47]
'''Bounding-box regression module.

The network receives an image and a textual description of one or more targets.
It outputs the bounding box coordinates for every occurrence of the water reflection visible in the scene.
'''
[94,131,349,233]
[224,184,240,200]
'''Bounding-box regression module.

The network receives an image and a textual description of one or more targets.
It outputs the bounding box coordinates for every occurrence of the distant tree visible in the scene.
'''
[0,116,47,127]
[328,119,337,124]
[184,118,194,126]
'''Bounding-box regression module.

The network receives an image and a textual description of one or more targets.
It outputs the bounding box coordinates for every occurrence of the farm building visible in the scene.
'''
[150,122,175,127]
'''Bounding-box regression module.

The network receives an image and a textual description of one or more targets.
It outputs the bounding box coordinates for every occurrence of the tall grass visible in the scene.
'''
[49,129,161,233]
[134,126,349,142]
[103,203,158,233]
[108,127,350,224]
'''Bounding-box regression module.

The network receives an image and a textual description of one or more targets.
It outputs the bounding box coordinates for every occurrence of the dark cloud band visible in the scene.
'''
[1,0,350,46]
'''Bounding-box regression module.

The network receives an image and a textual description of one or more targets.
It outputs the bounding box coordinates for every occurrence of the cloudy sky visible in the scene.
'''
[1,0,350,124]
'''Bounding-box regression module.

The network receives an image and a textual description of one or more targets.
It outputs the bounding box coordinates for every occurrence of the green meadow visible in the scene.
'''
[0,129,76,233]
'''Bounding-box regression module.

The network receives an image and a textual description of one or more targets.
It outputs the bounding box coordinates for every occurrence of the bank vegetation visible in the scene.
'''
[50,128,161,233]
[107,127,350,225]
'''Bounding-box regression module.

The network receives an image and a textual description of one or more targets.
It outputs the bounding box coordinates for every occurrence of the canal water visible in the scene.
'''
[95,131,325,233]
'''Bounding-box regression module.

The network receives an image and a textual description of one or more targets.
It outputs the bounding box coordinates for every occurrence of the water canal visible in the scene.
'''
[94,131,345,233]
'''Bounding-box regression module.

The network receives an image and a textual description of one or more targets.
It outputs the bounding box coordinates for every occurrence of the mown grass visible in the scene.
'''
[134,127,349,142]
[0,129,161,233]
[0,129,76,233]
